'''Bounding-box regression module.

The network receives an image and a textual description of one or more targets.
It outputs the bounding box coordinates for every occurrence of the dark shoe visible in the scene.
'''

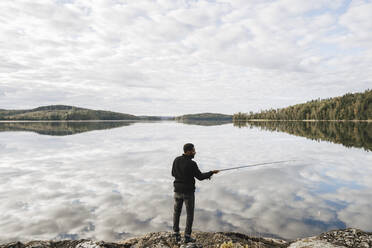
[172,232,181,242]
[184,235,196,243]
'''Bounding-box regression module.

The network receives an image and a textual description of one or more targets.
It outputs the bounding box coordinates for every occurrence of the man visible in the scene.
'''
[171,143,219,243]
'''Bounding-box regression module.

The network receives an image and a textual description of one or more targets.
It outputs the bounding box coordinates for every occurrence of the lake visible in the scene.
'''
[0,120,371,243]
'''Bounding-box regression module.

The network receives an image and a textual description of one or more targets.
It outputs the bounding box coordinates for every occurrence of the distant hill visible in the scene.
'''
[175,113,233,121]
[234,89,372,121]
[0,105,146,120]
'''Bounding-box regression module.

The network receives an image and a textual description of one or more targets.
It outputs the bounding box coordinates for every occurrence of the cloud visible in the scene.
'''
[339,1,372,45]
[0,0,371,114]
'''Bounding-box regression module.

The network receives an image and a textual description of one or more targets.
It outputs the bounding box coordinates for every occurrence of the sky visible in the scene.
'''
[0,0,371,115]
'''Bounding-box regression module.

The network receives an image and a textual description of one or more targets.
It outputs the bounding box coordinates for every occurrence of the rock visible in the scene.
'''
[1,228,372,248]
[290,228,372,248]
[360,242,369,248]
[179,243,200,248]
[0,242,25,248]
[288,237,345,247]
[75,241,102,248]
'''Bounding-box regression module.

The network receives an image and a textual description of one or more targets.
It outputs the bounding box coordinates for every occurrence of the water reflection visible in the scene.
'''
[0,122,371,243]
[234,121,372,152]
[176,120,232,126]
[0,121,136,136]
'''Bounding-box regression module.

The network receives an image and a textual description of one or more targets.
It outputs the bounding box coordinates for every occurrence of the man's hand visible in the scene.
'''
[208,170,220,180]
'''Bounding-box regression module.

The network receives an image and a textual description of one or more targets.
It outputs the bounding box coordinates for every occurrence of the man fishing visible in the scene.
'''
[171,143,219,243]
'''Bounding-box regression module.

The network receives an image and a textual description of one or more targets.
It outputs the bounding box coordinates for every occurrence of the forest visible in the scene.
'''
[233,89,372,121]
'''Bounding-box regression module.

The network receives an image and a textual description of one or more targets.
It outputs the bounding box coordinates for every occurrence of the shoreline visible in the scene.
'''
[0,119,371,123]
[1,228,371,248]
[234,119,372,122]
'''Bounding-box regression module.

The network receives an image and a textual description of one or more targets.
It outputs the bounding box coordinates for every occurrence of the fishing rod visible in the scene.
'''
[217,160,297,172]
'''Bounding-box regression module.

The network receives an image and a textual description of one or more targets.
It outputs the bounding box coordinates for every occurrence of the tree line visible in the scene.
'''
[233,89,372,121]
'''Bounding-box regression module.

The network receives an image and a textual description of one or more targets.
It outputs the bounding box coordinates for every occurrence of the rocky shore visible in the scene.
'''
[1,228,371,248]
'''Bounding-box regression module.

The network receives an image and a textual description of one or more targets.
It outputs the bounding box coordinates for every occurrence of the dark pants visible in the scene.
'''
[173,192,195,236]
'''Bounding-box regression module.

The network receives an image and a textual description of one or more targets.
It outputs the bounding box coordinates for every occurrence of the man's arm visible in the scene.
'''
[193,162,214,181]
[172,159,176,177]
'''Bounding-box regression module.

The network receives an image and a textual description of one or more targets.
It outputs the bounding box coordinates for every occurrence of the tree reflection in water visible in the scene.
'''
[234,121,372,152]
[0,121,136,136]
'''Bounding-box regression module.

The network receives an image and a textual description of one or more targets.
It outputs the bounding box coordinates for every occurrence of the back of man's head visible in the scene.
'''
[183,143,194,153]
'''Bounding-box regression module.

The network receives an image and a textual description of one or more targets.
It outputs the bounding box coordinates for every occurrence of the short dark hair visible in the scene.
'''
[183,143,194,153]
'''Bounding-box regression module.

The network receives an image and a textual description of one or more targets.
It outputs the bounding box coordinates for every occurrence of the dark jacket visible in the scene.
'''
[172,154,213,193]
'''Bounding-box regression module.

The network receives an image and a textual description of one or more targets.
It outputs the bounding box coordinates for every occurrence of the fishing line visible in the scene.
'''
[218,160,297,172]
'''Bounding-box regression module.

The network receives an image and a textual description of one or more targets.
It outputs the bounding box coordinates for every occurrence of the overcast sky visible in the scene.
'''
[0,0,371,115]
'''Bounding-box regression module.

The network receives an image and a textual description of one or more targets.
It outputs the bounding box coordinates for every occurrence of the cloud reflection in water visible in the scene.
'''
[0,121,371,243]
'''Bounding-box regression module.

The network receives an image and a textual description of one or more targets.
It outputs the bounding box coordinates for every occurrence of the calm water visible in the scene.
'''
[0,121,371,243]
